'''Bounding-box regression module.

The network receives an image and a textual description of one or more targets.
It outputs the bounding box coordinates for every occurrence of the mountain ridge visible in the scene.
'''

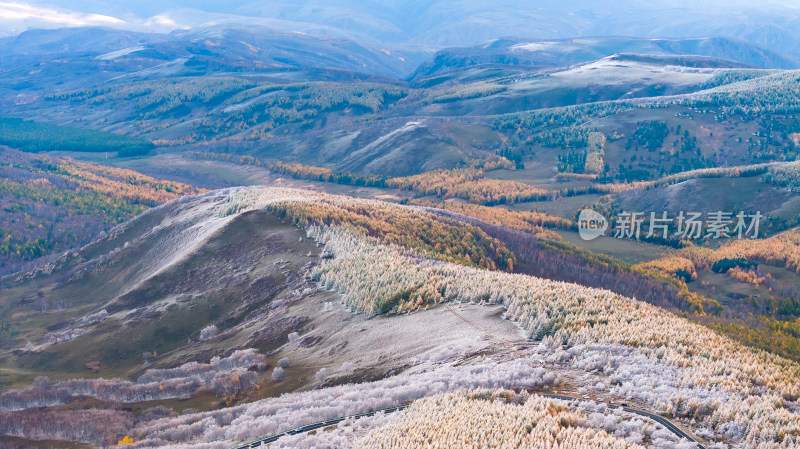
[411,36,798,81]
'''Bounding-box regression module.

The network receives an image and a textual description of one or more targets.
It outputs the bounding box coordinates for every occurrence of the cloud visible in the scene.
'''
[0,2,193,36]
[0,2,125,26]
[144,13,189,30]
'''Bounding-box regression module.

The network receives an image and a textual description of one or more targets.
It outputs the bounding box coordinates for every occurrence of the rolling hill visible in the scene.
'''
[1,187,798,448]
[4,53,779,179]
[411,37,796,82]
[8,0,800,63]
[0,25,414,101]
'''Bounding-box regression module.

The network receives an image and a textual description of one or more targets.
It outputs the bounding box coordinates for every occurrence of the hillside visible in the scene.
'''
[0,148,200,275]
[4,57,778,179]
[1,187,798,448]
[411,37,792,80]
[4,28,800,192]
[0,25,413,101]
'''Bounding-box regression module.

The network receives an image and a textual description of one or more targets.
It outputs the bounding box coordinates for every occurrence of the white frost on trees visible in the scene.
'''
[199,325,219,341]
[215,187,800,448]
[357,389,656,449]
[0,349,264,411]
[128,358,555,448]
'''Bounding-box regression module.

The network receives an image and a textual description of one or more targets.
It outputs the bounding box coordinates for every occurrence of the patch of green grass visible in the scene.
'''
[554,230,673,265]
[0,435,94,449]
[123,392,221,416]
[691,270,761,303]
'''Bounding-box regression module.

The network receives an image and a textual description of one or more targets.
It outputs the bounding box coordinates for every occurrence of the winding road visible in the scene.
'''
[543,394,706,449]
[231,393,706,449]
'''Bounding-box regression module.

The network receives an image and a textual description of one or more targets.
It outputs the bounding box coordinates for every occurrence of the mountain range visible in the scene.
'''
[5,0,800,61]
[0,25,796,104]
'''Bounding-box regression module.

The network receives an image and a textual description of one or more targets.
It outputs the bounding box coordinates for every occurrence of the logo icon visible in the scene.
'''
[578,209,608,241]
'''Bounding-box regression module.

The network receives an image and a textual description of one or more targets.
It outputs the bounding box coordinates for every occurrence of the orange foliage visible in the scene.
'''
[410,200,572,238]
[635,256,697,280]
[680,230,800,273]
[270,161,333,180]
[388,168,553,205]
[728,267,772,288]
[85,361,101,372]
[59,159,203,206]
[267,196,516,271]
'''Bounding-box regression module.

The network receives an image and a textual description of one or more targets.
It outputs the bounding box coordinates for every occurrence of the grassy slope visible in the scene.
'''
[0,199,328,390]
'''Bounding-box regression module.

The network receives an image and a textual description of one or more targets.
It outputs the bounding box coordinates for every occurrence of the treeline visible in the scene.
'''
[706,317,800,365]
[763,160,800,191]
[0,408,133,446]
[0,376,198,412]
[479,223,711,313]
[59,159,201,206]
[682,228,800,275]
[265,193,516,272]
[412,200,573,234]
[0,349,265,413]
[269,161,389,187]
[186,151,266,167]
[700,69,774,90]
[689,71,800,120]
[646,163,770,189]
[189,152,542,206]
[0,117,154,156]
[578,162,774,198]
[430,203,703,312]
[429,83,507,103]
[47,77,258,121]
[492,101,631,132]
[388,168,553,205]
[437,204,734,318]
[187,152,391,186]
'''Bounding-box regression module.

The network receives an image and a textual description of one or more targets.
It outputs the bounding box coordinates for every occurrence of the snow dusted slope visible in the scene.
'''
[14,189,240,301]
[220,187,800,448]
[3,187,799,448]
